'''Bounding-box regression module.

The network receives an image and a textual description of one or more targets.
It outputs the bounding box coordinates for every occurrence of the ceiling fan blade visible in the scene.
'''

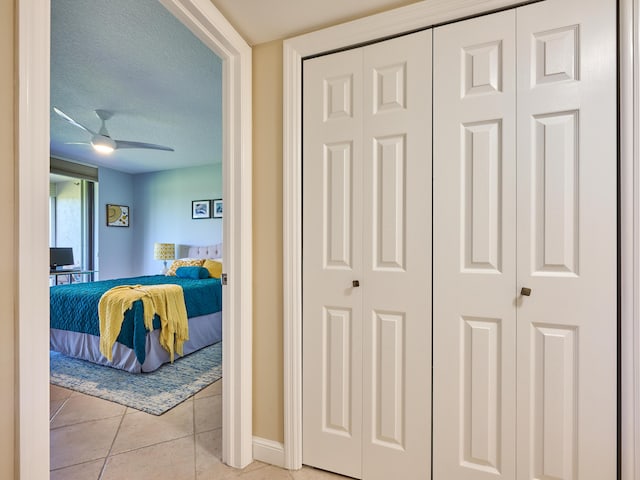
[114,140,175,152]
[53,107,96,135]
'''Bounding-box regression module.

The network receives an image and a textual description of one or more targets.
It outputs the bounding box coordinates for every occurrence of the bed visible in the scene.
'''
[50,245,223,373]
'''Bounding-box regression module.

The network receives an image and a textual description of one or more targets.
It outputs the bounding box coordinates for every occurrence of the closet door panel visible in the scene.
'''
[516,1,617,478]
[433,11,517,480]
[302,48,364,479]
[362,30,432,480]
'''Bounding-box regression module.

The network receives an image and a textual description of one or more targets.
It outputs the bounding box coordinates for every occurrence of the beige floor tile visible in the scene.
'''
[50,458,105,480]
[195,394,222,433]
[238,464,293,479]
[240,462,278,472]
[290,466,351,479]
[241,462,277,474]
[101,435,195,480]
[50,393,126,429]
[50,416,121,470]
[195,431,274,479]
[50,384,74,402]
[123,396,194,415]
[110,400,194,454]
[195,427,222,461]
[196,457,239,480]
[195,446,274,480]
[195,378,222,399]
[48,378,246,479]
[195,429,237,479]
[50,399,66,420]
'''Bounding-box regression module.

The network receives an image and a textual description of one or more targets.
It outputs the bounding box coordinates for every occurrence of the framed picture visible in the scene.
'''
[192,200,211,219]
[212,199,223,218]
[106,204,129,227]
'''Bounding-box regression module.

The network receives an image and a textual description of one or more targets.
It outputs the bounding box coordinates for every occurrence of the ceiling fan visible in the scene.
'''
[53,107,175,154]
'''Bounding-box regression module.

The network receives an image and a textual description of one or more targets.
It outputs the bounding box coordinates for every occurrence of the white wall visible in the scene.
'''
[132,163,222,275]
[98,166,136,279]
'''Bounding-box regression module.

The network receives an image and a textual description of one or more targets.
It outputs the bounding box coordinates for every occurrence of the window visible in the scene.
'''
[49,175,96,272]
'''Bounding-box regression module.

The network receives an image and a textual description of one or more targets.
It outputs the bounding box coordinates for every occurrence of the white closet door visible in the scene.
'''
[361,30,432,480]
[515,0,617,478]
[302,48,364,478]
[434,1,617,479]
[303,29,431,480]
[433,10,517,480]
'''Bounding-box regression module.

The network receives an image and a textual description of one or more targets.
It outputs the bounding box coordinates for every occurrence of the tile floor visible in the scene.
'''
[50,380,348,479]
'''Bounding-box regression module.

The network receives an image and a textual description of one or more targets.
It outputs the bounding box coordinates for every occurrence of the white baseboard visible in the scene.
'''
[253,436,285,468]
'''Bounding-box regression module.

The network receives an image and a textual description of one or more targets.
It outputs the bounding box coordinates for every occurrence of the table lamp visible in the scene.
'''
[154,242,175,274]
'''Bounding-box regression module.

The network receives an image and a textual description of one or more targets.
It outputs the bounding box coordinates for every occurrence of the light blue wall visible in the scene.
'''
[95,164,221,278]
[97,167,136,279]
[132,163,222,275]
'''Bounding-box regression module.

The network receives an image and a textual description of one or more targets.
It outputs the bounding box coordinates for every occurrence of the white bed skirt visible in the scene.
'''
[50,311,222,373]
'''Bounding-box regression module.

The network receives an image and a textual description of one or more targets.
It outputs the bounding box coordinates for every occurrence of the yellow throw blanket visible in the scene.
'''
[98,284,189,363]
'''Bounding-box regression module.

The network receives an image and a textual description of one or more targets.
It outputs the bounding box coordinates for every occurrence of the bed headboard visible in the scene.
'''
[182,243,223,260]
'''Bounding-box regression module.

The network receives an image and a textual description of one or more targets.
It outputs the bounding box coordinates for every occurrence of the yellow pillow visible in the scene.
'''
[166,258,204,276]
[203,259,223,279]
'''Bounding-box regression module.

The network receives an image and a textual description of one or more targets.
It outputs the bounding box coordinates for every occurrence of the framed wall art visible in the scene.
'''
[212,199,223,218]
[106,204,129,227]
[192,200,211,219]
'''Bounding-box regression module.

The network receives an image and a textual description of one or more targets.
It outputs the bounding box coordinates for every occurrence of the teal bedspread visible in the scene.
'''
[50,275,222,364]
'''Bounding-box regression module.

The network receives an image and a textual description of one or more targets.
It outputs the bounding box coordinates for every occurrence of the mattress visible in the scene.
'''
[50,312,222,373]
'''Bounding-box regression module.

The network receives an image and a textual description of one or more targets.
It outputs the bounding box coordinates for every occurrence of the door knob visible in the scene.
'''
[352,280,360,288]
[521,287,532,296]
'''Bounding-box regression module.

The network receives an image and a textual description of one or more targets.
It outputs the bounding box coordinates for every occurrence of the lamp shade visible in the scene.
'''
[154,243,175,261]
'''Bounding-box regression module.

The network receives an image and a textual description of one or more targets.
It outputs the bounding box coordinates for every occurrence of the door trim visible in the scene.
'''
[620,1,639,478]
[17,0,253,477]
[283,0,636,475]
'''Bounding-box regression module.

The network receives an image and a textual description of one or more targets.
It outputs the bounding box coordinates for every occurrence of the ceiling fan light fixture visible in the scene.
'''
[92,144,114,154]
[91,135,116,154]
[53,108,174,153]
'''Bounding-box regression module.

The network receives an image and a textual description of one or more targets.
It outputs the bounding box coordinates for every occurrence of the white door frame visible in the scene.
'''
[17,0,253,478]
[283,0,638,476]
[621,1,640,478]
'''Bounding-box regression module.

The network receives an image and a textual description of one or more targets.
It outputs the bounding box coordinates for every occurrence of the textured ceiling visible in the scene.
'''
[51,0,421,175]
[210,0,423,45]
[50,0,222,175]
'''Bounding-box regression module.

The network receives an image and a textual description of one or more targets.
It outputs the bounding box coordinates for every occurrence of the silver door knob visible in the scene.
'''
[521,287,532,296]
[352,280,360,288]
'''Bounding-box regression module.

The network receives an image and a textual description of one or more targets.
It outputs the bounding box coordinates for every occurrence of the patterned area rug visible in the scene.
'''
[50,342,222,415]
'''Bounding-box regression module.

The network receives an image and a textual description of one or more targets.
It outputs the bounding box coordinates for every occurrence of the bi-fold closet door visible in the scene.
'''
[433,1,617,479]
[302,0,616,478]
[302,30,432,480]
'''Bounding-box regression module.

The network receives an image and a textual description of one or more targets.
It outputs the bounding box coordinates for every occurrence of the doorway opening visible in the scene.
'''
[17,0,253,476]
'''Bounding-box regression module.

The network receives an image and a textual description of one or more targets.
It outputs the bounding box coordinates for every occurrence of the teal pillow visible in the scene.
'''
[175,266,210,279]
